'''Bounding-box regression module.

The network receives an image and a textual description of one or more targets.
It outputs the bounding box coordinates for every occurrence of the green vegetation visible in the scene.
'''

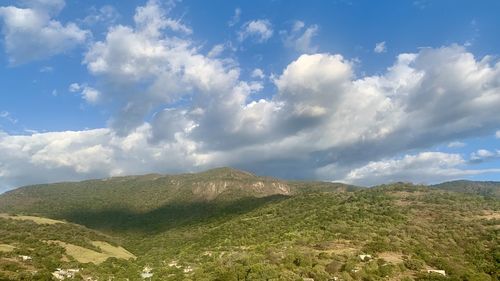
[432,180,500,198]
[0,169,498,280]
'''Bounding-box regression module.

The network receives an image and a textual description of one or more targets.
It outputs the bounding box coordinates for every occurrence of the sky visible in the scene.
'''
[0,0,500,192]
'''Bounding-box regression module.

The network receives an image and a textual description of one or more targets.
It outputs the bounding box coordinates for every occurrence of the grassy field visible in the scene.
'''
[0,245,15,253]
[0,213,65,225]
[47,240,136,264]
[91,241,136,261]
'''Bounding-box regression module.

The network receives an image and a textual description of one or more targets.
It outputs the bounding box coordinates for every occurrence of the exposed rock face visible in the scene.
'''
[190,179,292,201]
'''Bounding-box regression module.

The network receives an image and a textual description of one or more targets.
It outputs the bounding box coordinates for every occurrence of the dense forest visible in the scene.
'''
[0,169,498,280]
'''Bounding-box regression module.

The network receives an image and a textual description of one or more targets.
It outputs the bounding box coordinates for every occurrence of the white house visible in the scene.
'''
[183,266,193,273]
[52,268,80,280]
[141,266,153,279]
[18,255,32,262]
[427,269,446,276]
[358,254,372,261]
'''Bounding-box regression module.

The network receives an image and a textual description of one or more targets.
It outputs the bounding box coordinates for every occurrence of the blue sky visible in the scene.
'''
[0,0,499,191]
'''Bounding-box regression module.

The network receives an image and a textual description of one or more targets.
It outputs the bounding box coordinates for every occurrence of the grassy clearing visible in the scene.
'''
[378,252,404,264]
[91,241,136,260]
[0,244,15,252]
[0,213,65,225]
[48,241,135,264]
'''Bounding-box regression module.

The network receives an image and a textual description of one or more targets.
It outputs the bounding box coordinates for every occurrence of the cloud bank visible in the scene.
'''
[1,1,499,191]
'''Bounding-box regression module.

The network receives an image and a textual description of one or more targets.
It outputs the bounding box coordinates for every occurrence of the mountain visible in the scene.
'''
[0,170,498,280]
[0,167,356,217]
[432,180,500,198]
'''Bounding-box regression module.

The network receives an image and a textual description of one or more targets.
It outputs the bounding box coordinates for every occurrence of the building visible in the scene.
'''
[18,255,32,262]
[427,269,446,276]
[358,254,372,261]
[52,268,80,280]
[141,266,153,279]
[183,266,193,273]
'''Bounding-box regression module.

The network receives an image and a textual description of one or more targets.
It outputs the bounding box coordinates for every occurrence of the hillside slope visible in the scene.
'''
[0,172,498,280]
[0,167,356,218]
[432,180,500,198]
[0,214,135,280]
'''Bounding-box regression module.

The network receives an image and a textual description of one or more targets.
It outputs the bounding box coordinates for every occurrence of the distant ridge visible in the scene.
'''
[432,180,500,198]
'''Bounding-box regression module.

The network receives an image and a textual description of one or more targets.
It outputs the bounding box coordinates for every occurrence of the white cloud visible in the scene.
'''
[68,83,81,93]
[82,5,119,26]
[251,68,265,79]
[39,66,54,73]
[83,0,242,136]
[1,2,500,190]
[470,149,500,163]
[0,111,18,124]
[0,0,89,64]
[496,131,500,138]
[69,83,101,104]
[282,21,319,53]
[228,8,241,27]
[0,125,207,192]
[61,41,500,186]
[207,44,225,58]
[239,19,273,43]
[134,0,191,35]
[447,141,465,148]
[80,87,101,104]
[374,41,387,53]
[336,152,500,186]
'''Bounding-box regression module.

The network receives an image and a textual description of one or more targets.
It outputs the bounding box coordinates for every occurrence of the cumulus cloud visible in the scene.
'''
[337,152,500,186]
[69,83,101,104]
[470,149,500,163]
[0,0,89,64]
[374,41,387,53]
[251,68,265,79]
[1,1,500,191]
[282,21,319,53]
[0,125,207,192]
[496,131,500,138]
[239,19,273,43]
[83,0,246,137]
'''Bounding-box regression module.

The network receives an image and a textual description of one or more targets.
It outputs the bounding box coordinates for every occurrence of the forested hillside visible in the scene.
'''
[432,180,500,198]
[0,170,498,280]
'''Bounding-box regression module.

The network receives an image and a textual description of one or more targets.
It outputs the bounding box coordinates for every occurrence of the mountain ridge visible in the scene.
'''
[0,167,357,217]
[432,179,500,198]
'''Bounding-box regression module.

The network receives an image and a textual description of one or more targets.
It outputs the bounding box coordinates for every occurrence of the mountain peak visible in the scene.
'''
[196,167,257,179]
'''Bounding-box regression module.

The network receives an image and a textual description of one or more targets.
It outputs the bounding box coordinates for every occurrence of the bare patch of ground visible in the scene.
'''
[378,252,404,264]
[476,211,500,220]
[313,240,360,255]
